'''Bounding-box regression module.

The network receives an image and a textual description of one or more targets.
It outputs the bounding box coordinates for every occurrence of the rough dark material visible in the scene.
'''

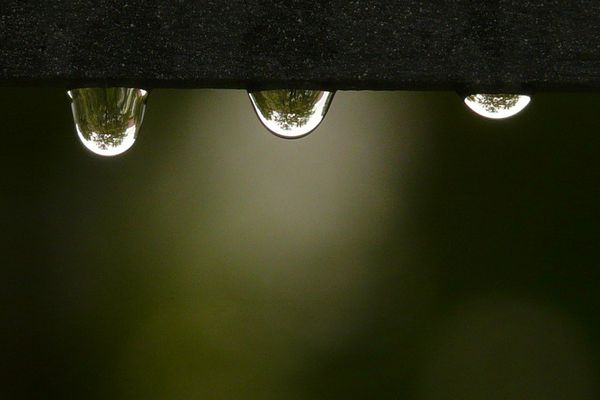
[1,0,600,91]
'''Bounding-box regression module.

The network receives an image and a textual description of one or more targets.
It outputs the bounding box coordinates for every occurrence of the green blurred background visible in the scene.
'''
[1,88,599,399]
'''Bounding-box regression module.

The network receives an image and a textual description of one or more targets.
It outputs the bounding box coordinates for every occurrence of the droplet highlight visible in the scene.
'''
[464,93,531,119]
[68,88,149,156]
[248,89,334,138]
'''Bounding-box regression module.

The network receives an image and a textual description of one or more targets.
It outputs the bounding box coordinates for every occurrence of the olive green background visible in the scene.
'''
[1,89,599,399]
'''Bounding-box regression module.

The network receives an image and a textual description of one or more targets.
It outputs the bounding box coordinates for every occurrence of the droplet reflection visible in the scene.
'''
[68,88,149,156]
[464,93,531,119]
[248,89,334,138]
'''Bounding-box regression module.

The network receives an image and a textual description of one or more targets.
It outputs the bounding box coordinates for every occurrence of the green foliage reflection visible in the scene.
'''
[69,88,147,151]
[466,94,520,113]
[250,90,324,130]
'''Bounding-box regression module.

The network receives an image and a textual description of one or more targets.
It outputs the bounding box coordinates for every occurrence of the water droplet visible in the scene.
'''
[464,93,531,119]
[68,88,148,156]
[248,89,334,138]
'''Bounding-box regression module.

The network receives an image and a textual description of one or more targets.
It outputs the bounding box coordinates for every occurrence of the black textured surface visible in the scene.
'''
[1,1,600,91]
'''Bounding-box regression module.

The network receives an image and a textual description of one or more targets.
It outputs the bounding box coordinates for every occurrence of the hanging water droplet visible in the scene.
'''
[464,93,531,119]
[248,89,334,138]
[67,88,149,156]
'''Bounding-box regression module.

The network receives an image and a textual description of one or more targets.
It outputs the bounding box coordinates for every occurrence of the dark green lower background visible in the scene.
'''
[1,89,598,399]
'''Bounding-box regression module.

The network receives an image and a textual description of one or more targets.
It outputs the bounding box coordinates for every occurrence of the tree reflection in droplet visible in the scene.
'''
[248,89,334,138]
[464,94,531,119]
[68,88,148,156]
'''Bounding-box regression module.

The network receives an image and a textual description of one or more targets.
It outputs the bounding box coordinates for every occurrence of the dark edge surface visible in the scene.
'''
[1,0,600,91]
